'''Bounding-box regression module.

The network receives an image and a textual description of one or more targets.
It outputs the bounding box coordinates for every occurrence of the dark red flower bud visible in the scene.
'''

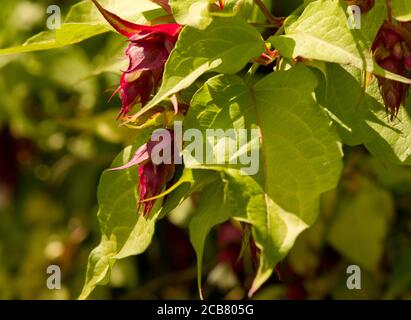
[378,56,402,74]
[382,28,403,50]
[403,42,411,71]
[373,46,390,61]
[91,0,181,118]
[138,162,175,215]
[392,42,403,60]
[380,79,406,120]
[115,73,153,119]
[110,129,176,216]
[400,21,411,34]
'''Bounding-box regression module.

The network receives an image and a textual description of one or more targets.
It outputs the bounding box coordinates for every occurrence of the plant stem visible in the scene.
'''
[385,0,392,22]
[273,25,284,37]
[253,0,283,27]
[268,3,305,38]
[244,62,260,84]
[251,22,280,28]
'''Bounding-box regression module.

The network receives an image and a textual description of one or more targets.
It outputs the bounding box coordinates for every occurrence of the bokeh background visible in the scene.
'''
[1,0,411,300]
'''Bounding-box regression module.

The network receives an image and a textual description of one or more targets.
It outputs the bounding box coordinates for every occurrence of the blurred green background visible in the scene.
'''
[1,0,411,300]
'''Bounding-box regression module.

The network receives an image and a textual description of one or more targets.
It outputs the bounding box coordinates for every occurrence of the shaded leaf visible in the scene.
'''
[317,64,411,166]
[386,247,411,299]
[189,180,232,299]
[327,176,394,271]
[158,168,220,217]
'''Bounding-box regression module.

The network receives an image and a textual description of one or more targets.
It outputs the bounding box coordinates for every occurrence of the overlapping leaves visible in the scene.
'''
[317,64,411,165]
[4,0,410,299]
[184,64,343,296]
[128,15,264,121]
[270,0,411,84]
[169,0,267,29]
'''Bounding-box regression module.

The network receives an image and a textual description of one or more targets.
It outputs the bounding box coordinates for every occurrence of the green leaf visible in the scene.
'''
[80,132,160,300]
[170,0,256,29]
[249,0,272,25]
[317,63,411,165]
[158,168,220,218]
[170,0,213,29]
[269,0,411,84]
[59,109,134,144]
[386,247,411,299]
[185,64,343,295]
[128,16,264,121]
[316,64,378,146]
[346,66,411,166]
[183,73,259,171]
[369,158,411,195]
[392,0,411,22]
[364,98,411,166]
[189,180,232,299]
[327,176,394,271]
[0,31,61,55]
[0,0,161,55]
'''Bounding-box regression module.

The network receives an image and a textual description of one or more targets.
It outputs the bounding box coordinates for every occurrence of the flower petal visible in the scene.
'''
[109,143,151,171]
[91,0,181,38]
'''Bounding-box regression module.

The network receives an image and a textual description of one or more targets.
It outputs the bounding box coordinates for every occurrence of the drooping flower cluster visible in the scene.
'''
[111,129,176,216]
[372,21,411,120]
[92,0,181,216]
[91,0,181,118]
